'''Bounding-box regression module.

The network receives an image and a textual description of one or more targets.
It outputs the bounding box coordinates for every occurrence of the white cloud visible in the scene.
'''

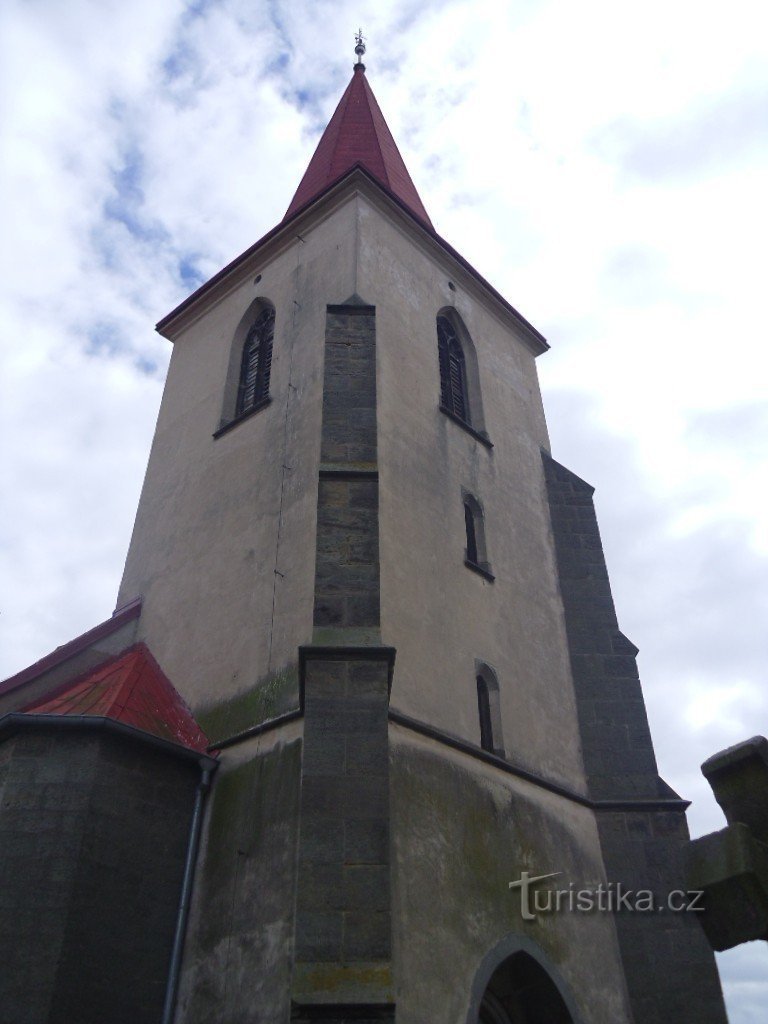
[1,1,767,1019]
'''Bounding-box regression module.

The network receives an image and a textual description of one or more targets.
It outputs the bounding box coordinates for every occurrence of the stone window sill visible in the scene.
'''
[465,559,495,583]
[213,397,272,439]
[439,405,493,449]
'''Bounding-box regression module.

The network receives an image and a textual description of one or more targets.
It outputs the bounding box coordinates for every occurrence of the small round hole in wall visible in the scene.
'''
[254,274,262,285]
[448,281,456,292]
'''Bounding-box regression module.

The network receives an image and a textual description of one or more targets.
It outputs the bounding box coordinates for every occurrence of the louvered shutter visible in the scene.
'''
[236,307,275,416]
[257,309,274,403]
[436,316,469,422]
[237,337,259,414]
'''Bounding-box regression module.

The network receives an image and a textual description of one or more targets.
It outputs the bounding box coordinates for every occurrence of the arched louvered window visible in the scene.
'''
[236,306,274,416]
[437,315,469,422]
[476,665,504,758]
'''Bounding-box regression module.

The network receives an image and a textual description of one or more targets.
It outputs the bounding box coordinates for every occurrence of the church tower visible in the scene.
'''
[0,42,727,1024]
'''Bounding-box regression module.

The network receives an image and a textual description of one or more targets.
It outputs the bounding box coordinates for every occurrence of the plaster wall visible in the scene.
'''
[390,728,633,1024]
[117,201,359,714]
[177,725,302,1024]
[356,198,587,789]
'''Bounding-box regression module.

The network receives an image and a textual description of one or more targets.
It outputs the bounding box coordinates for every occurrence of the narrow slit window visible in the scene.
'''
[476,666,505,758]
[463,492,492,579]
[237,306,275,416]
[477,675,494,752]
[464,500,479,565]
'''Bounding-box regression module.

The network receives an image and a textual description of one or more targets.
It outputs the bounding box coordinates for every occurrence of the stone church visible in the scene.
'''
[0,45,728,1024]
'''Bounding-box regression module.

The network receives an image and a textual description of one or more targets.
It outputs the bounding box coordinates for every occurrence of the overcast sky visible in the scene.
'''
[1,1,766,1018]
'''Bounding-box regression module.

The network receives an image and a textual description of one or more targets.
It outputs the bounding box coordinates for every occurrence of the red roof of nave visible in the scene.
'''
[22,643,210,754]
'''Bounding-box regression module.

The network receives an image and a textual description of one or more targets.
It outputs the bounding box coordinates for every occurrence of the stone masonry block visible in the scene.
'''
[343,911,392,960]
[304,661,349,692]
[348,482,378,509]
[343,707,387,736]
[300,820,345,865]
[315,598,345,627]
[687,822,768,950]
[702,736,768,843]
[345,595,380,627]
[346,736,389,776]
[348,662,389,695]
[303,735,346,775]
[301,776,346,820]
[297,863,345,911]
[295,911,343,962]
[303,695,350,719]
[344,820,389,864]
[343,866,390,910]
[342,777,388,819]
[319,479,350,507]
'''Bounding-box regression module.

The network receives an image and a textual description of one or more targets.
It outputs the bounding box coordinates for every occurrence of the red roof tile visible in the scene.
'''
[22,644,210,754]
[284,65,432,227]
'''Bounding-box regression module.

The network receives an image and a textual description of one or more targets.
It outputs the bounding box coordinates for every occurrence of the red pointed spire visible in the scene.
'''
[284,64,432,227]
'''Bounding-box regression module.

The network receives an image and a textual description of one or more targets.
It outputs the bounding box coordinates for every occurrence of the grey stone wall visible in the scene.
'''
[314,474,380,633]
[293,300,395,1011]
[0,727,199,1024]
[294,653,393,1006]
[319,304,377,466]
[596,807,727,1022]
[542,452,727,1023]
[297,657,391,964]
[314,303,379,637]
[542,452,658,801]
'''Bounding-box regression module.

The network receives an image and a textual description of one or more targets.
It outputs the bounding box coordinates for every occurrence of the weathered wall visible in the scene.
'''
[389,728,633,1024]
[0,728,198,1024]
[356,196,586,792]
[543,453,728,1023]
[176,729,302,1024]
[117,200,361,717]
[102,179,726,1023]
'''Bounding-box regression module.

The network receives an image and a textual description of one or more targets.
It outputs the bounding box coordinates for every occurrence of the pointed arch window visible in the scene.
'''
[476,665,505,758]
[236,306,275,416]
[437,315,469,422]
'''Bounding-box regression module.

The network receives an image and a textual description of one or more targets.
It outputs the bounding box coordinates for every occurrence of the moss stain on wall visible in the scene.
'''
[182,739,302,1022]
[197,663,300,741]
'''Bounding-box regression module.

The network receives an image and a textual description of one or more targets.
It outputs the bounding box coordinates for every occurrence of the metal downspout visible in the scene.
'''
[162,765,214,1024]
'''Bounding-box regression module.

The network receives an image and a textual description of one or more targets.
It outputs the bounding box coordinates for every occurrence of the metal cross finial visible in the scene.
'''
[354,28,366,65]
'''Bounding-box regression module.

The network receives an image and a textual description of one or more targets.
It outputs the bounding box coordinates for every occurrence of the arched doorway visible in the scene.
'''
[470,942,579,1024]
[478,952,574,1022]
